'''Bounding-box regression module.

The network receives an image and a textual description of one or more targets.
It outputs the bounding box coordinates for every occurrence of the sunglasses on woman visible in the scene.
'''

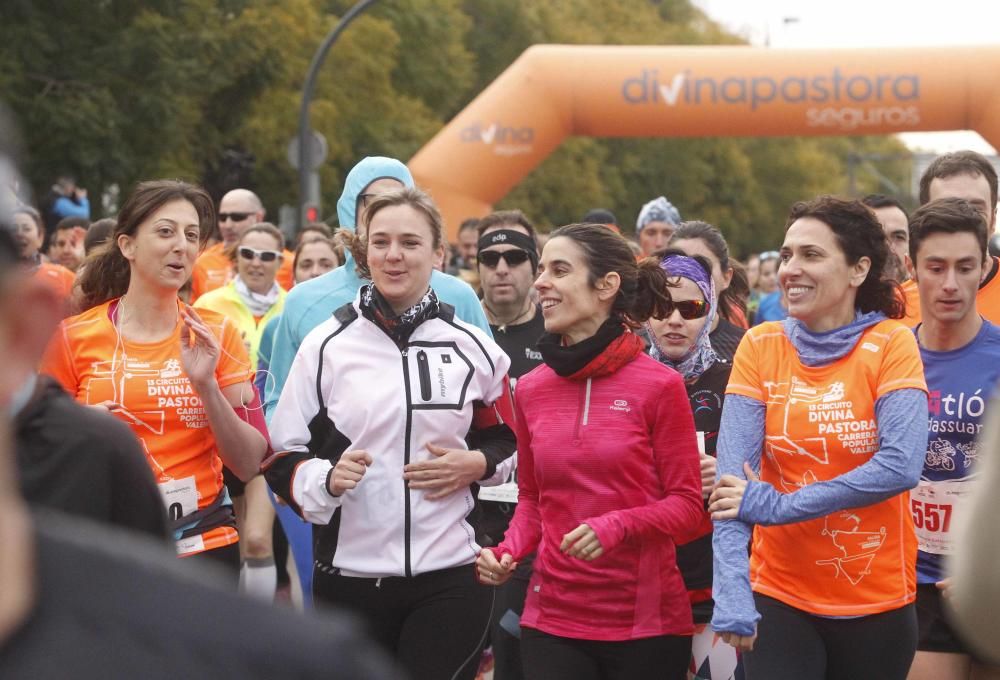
[477,249,531,268]
[238,247,282,262]
[665,298,709,319]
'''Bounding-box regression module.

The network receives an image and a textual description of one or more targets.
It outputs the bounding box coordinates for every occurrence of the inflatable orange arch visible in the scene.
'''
[410,44,1000,234]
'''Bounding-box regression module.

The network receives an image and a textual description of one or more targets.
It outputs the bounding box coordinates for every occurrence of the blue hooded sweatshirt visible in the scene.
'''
[264,156,490,420]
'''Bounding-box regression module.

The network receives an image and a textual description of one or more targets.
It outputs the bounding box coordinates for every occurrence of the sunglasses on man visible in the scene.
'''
[664,298,710,320]
[238,247,282,263]
[477,249,531,268]
[218,212,254,223]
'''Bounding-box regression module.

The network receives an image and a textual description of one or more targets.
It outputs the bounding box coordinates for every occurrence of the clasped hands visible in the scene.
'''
[327,443,488,500]
[707,462,759,521]
[476,523,604,587]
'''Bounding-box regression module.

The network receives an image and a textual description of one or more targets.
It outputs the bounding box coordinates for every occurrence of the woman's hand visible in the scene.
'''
[476,547,517,586]
[403,444,487,500]
[179,305,220,391]
[89,400,121,414]
[721,631,757,651]
[708,463,759,520]
[937,577,953,600]
[700,453,717,501]
[560,524,604,561]
[327,450,373,496]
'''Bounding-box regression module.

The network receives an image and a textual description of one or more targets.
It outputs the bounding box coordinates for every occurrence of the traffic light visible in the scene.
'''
[302,203,320,224]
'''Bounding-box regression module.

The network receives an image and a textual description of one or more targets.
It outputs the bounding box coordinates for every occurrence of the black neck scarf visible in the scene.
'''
[359,283,440,348]
[537,317,631,378]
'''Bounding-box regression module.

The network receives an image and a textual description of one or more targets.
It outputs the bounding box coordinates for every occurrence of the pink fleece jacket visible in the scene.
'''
[496,353,703,641]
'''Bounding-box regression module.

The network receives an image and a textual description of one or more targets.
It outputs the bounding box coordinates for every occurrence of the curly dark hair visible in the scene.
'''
[785,196,903,319]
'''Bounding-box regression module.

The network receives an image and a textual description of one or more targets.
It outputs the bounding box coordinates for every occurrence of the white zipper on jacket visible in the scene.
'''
[400,346,414,578]
[582,377,592,426]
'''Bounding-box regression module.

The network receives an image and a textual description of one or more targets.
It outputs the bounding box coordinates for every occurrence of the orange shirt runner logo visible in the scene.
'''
[727,320,926,616]
[41,300,253,556]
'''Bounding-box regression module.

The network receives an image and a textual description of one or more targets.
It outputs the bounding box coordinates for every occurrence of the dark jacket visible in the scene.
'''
[16,376,168,540]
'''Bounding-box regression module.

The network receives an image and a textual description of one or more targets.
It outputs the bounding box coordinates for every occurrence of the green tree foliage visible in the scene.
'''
[2,0,911,252]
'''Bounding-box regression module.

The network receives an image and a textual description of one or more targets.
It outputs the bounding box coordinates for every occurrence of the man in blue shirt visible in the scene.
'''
[909,196,1000,679]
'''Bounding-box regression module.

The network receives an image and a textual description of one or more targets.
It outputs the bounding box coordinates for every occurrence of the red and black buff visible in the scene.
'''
[537,317,644,380]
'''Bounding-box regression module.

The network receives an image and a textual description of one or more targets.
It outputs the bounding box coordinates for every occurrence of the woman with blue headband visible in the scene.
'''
[647,250,741,679]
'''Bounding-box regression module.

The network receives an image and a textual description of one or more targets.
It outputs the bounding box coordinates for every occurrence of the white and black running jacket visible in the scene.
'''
[264,297,515,578]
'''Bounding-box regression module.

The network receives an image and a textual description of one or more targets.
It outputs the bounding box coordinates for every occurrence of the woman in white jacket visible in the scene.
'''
[265,187,515,680]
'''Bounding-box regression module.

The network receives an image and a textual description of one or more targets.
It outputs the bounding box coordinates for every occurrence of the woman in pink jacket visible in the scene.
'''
[476,223,704,680]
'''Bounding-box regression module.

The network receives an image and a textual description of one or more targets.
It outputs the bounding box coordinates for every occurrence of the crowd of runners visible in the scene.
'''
[3,138,1000,680]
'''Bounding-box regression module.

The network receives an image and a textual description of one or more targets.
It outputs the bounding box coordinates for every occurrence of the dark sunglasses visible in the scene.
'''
[238,247,281,262]
[218,212,253,223]
[665,299,709,320]
[478,249,531,268]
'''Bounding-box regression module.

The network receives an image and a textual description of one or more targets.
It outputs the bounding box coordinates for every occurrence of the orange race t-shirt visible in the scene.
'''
[899,279,921,328]
[40,299,254,556]
[33,261,76,302]
[191,243,294,301]
[190,243,232,301]
[727,319,926,617]
[976,256,1000,325]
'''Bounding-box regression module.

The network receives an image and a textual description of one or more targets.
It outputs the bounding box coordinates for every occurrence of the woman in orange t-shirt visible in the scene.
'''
[707,197,928,679]
[41,180,269,574]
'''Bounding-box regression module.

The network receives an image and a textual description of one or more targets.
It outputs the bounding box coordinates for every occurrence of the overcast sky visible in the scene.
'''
[693,0,999,154]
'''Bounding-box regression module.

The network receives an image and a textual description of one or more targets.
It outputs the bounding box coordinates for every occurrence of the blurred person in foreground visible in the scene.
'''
[950,371,1000,670]
[0,116,399,679]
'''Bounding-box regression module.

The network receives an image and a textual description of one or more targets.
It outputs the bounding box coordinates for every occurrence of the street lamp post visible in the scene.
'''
[297,0,380,227]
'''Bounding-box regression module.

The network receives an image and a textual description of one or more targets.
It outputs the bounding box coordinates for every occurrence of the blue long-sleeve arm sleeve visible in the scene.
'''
[738,388,927,526]
[711,394,765,637]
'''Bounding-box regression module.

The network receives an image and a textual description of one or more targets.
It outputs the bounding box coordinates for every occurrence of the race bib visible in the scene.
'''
[158,475,199,523]
[479,482,518,503]
[910,479,971,555]
[176,534,205,556]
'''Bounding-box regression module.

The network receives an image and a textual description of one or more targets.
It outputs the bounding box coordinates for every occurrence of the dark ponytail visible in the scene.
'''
[77,180,214,311]
[549,223,672,327]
